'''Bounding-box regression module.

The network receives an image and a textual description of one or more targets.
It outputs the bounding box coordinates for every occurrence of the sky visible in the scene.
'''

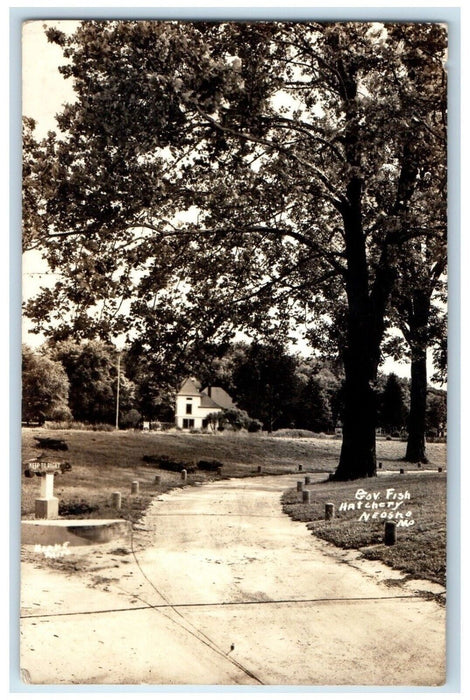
[22,21,78,138]
[21,19,439,384]
[22,21,77,342]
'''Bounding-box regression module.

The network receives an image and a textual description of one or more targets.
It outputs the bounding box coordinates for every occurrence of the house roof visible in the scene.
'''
[201,387,236,410]
[177,378,236,410]
[177,378,202,396]
[199,394,222,409]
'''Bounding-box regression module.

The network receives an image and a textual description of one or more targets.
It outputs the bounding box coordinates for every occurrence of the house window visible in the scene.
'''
[183,418,195,429]
[186,402,193,415]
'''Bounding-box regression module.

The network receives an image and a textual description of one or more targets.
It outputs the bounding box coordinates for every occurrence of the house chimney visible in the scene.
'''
[208,386,212,397]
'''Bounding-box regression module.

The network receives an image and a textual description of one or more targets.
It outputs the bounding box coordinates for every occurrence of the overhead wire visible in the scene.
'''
[125,524,266,685]
[21,591,427,620]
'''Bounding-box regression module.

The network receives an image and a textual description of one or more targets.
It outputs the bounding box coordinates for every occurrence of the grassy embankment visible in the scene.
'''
[21,428,446,584]
[21,427,343,522]
[282,472,446,586]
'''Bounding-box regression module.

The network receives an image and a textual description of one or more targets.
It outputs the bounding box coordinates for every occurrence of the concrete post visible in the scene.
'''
[297,481,303,492]
[155,475,162,485]
[35,497,59,519]
[181,469,187,482]
[384,521,397,546]
[131,480,139,495]
[304,475,311,485]
[325,503,335,520]
[111,491,122,509]
[298,465,303,472]
[400,468,405,474]
[438,467,443,473]
[302,490,310,504]
[257,466,262,473]
[378,462,382,469]
[40,473,55,499]
[35,474,59,519]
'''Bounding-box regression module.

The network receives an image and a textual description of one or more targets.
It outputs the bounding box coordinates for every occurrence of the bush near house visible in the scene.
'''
[247,419,263,433]
[121,409,142,429]
[208,407,262,432]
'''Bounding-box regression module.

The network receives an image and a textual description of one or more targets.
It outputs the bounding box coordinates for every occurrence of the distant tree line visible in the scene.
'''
[22,340,446,438]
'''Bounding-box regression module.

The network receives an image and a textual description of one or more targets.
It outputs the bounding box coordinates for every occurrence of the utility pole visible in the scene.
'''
[115,351,121,430]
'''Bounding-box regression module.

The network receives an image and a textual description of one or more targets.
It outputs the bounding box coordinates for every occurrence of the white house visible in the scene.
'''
[175,378,236,429]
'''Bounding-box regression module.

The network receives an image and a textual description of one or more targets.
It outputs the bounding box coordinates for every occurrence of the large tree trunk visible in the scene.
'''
[332,179,381,480]
[330,77,404,480]
[334,273,379,480]
[335,368,377,480]
[405,346,428,462]
[403,290,431,463]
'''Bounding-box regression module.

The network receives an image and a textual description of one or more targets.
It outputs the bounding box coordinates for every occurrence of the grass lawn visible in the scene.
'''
[21,427,338,522]
[282,472,446,586]
[20,428,446,585]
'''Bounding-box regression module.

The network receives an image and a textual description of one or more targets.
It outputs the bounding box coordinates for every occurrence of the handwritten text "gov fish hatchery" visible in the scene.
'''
[338,488,414,526]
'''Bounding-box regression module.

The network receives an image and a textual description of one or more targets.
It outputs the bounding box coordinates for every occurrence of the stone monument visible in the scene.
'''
[24,459,72,519]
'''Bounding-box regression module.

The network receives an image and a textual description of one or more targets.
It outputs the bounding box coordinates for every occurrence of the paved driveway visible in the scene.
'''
[20,474,446,686]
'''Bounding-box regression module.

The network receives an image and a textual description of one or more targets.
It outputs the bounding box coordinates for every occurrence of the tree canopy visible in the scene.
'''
[49,339,135,424]
[23,21,447,478]
[22,345,72,424]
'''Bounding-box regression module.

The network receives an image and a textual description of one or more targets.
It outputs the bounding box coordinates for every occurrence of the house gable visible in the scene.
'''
[175,378,236,429]
[177,377,201,396]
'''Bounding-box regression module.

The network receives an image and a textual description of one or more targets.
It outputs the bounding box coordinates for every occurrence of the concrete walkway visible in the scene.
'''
[20,474,446,686]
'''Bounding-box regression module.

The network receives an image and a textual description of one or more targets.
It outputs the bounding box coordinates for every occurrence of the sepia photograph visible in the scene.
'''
[19,15,450,688]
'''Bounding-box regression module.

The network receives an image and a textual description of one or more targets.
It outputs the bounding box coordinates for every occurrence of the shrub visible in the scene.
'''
[142,454,163,464]
[33,436,68,451]
[204,412,222,432]
[247,419,263,433]
[43,420,85,430]
[273,429,317,438]
[47,405,74,422]
[220,407,251,431]
[121,409,142,429]
[142,454,195,472]
[197,459,223,471]
[59,500,99,516]
[37,420,116,431]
